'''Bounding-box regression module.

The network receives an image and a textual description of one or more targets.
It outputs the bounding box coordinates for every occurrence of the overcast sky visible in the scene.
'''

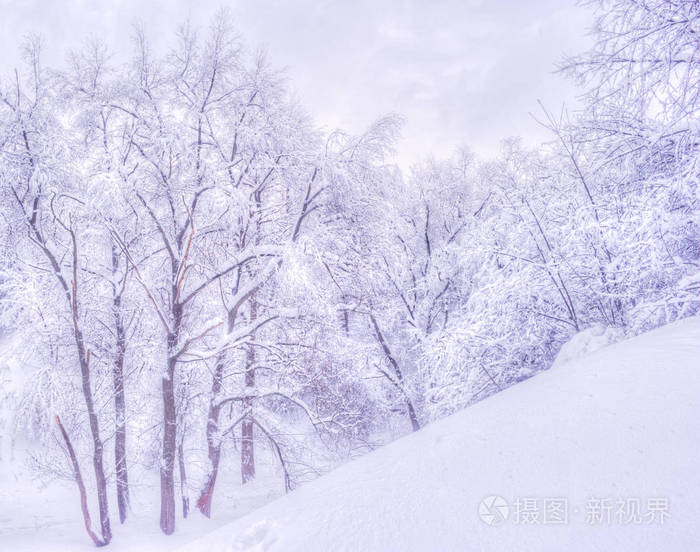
[0,0,595,166]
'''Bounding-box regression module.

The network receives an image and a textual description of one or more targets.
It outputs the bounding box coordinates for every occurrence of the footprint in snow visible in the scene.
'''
[230,520,278,552]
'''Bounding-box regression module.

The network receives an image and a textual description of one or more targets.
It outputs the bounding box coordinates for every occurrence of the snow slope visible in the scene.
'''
[177,317,700,552]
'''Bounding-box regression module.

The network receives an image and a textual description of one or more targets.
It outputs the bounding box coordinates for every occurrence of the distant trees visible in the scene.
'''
[420,0,699,416]
[0,0,698,547]
[559,0,700,328]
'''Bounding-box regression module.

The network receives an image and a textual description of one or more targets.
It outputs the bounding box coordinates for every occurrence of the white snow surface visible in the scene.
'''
[551,323,625,369]
[176,317,700,552]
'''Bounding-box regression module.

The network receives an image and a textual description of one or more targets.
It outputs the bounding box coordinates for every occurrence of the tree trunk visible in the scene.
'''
[161,292,183,535]
[240,415,255,484]
[74,322,112,544]
[196,287,244,517]
[406,401,421,432]
[241,300,257,484]
[197,357,224,517]
[178,441,189,518]
[56,416,106,548]
[196,442,220,518]
[369,312,420,432]
[112,279,130,523]
[160,354,177,535]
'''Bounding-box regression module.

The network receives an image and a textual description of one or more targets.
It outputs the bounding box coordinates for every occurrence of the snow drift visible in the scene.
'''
[176,317,700,551]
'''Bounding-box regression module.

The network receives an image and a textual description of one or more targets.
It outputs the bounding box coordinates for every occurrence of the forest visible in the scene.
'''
[0,0,698,547]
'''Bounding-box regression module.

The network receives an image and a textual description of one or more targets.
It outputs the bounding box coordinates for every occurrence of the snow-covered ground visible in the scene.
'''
[175,317,700,551]
[0,461,283,552]
[2,317,699,551]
